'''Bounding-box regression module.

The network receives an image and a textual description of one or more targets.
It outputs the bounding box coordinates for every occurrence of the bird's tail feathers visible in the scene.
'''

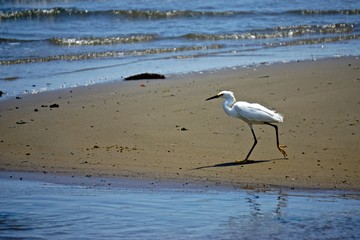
[274,112,284,123]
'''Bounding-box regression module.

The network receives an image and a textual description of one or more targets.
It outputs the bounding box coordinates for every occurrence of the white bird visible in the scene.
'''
[206,90,287,163]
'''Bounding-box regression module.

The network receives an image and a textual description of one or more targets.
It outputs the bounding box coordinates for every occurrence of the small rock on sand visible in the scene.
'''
[124,73,165,81]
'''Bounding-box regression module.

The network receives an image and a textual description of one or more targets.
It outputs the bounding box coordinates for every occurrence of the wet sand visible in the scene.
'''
[0,57,359,191]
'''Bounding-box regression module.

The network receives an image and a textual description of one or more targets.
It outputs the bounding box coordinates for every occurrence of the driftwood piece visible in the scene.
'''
[124,73,165,81]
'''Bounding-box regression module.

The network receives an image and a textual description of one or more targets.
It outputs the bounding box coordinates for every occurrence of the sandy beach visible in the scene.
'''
[0,57,359,191]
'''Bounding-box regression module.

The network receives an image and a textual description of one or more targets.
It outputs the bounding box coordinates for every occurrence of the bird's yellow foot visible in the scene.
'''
[278,145,288,158]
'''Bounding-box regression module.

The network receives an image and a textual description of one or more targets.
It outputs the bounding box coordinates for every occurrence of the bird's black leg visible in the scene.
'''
[244,124,257,161]
[235,124,257,163]
[265,123,287,158]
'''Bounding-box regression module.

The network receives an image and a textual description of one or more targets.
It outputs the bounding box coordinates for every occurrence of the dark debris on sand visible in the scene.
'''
[124,73,165,81]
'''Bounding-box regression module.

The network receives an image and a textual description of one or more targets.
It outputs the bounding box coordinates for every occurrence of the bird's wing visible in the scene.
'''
[233,101,283,123]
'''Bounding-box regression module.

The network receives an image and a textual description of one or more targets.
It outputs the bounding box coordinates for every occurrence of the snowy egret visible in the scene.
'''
[206,91,287,163]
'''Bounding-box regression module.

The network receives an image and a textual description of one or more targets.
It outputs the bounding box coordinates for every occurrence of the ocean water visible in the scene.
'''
[0,0,359,98]
[0,177,360,239]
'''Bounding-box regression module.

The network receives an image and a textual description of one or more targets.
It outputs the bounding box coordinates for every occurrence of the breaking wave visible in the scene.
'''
[288,9,360,15]
[50,35,158,46]
[1,8,359,20]
[1,23,354,46]
[0,44,223,65]
[266,34,360,47]
[2,32,359,66]
[184,23,355,40]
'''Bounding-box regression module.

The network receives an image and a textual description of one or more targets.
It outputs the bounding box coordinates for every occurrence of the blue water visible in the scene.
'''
[1,177,360,239]
[0,0,359,98]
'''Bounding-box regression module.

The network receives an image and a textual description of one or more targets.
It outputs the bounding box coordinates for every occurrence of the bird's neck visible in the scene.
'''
[222,97,237,117]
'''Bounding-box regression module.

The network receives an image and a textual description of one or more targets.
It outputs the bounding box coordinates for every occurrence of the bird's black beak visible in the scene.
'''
[206,94,220,101]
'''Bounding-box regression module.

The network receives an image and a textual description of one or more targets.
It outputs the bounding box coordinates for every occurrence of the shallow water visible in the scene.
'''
[1,177,359,239]
[1,0,359,98]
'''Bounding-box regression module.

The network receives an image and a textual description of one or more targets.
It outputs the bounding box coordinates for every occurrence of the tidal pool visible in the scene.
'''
[0,176,359,239]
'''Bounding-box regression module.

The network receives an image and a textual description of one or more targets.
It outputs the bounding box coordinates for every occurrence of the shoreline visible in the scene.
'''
[1,170,359,195]
[1,56,359,191]
[0,55,356,102]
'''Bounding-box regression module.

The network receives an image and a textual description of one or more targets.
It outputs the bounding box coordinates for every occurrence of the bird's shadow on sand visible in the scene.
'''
[192,158,287,170]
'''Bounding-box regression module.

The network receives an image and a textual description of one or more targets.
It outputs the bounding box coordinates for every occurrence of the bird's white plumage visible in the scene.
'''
[215,90,283,124]
[233,101,283,124]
